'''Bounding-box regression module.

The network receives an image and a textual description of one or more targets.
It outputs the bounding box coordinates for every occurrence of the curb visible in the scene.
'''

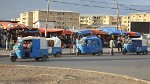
[0,51,150,57]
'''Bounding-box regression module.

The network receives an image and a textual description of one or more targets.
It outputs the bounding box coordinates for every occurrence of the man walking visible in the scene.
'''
[109,37,115,55]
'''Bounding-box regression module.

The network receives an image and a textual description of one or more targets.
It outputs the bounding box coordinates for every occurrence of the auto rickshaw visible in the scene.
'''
[46,36,62,57]
[10,36,62,62]
[76,36,103,56]
[122,38,148,55]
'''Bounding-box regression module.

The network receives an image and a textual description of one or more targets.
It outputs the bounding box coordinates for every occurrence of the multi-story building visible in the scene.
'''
[80,15,93,28]
[11,18,20,23]
[102,16,113,25]
[129,13,150,22]
[121,12,150,31]
[19,10,80,28]
[32,10,80,29]
[20,12,33,27]
[121,15,129,31]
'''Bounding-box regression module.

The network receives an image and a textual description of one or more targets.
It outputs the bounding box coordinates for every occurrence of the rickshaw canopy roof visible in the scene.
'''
[46,36,61,47]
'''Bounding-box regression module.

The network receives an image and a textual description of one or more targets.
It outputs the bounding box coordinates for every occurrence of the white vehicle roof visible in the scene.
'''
[46,36,61,47]
[128,38,147,46]
[20,36,48,49]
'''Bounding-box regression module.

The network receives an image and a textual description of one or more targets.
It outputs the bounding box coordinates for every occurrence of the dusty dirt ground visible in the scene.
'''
[0,64,149,84]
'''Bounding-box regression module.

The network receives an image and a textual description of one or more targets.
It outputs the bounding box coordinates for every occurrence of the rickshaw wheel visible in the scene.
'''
[98,51,102,56]
[55,53,60,57]
[92,53,95,55]
[143,51,147,55]
[136,52,139,55]
[122,51,126,55]
[11,56,16,62]
[35,58,40,61]
[42,56,48,61]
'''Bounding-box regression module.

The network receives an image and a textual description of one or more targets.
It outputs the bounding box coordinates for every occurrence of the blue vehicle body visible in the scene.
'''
[10,36,62,62]
[76,36,103,55]
[122,38,148,55]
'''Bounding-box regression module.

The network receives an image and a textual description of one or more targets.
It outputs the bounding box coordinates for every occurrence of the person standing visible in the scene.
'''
[109,37,115,55]
[6,33,11,51]
[117,35,122,51]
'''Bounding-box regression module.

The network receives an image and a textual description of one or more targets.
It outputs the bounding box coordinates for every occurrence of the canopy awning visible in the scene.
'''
[99,27,126,35]
[90,29,108,35]
[126,32,141,37]
[61,30,73,35]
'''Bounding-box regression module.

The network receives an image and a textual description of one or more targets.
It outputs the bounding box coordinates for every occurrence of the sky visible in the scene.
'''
[0,0,150,20]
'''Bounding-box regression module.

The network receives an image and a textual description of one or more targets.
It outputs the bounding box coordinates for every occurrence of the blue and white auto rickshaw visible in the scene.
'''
[46,36,62,57]
[10,36,62,62]
[76,36,103,56]
[122,38,148,55]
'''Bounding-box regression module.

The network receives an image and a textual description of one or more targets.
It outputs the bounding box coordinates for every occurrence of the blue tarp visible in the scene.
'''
[99,27,126,35]
[64,28,92,36]
[77,30,92,36]
[25,30,39,33]
[136,32,141,37]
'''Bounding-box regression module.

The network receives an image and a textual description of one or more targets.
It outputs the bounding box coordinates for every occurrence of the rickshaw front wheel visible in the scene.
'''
[11,56,16,62]
[42,55,48,61]
[122,51,126,55]
[143,51,147,55]
[55,53,61,57]
[98,51,102,56]
[136,52,139,55]
[35,58,40,61]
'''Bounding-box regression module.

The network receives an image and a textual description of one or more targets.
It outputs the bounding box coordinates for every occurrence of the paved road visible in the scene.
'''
[0,54,150,81]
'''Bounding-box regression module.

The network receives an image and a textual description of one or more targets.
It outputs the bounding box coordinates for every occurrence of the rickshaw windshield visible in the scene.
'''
[15,40,23,46]
[78,39,84,45]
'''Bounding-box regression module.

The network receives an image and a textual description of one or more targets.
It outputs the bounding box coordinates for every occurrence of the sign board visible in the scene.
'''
[34,21,54,28]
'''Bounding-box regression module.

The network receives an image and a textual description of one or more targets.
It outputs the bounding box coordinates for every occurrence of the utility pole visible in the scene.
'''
[115,0,119,30]
[45,0,50,37]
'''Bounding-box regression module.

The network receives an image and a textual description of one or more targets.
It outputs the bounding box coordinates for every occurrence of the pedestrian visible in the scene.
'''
[6,33,11,51]
[117,35,122,51]
[109,37,115,55]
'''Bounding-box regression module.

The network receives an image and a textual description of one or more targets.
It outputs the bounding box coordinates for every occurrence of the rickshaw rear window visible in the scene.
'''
[15,40,22,46]
[78,39,84,44]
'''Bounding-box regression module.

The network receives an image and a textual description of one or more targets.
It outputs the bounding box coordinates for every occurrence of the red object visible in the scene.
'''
[61,30,73,35]
[127,32,137,36]
[38,28,64,34]
[90,29,108,35]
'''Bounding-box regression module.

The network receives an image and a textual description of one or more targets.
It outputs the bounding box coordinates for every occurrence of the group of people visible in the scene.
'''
[109,35,126,55]
[23,41,32,51]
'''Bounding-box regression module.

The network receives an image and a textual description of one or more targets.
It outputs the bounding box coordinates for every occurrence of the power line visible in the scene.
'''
[119,5,150,12]
[51,0,150,12]
[80,0,115,5]
[52,0,116,9]
[81,0,150,7]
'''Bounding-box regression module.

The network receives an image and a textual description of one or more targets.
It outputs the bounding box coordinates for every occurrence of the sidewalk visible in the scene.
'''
[0,47,150,56]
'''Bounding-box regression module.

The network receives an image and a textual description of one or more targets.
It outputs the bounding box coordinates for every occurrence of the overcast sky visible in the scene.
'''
[0,0,150,20]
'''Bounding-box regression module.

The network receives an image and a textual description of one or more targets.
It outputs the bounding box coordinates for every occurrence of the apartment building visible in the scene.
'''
[11,18,20,23]
[80,15,121,28]
[19,10,80,28]
[80,15,93,28]
[121,15,129,31]
[121,12,150,31]
[20,12,33,27]
[129,13,150,22]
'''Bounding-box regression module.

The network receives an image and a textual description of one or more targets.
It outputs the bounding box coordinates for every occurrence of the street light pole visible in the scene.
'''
[45,0,50,37]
